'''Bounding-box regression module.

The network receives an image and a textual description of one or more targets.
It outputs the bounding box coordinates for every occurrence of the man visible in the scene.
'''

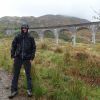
[9,24,36,99]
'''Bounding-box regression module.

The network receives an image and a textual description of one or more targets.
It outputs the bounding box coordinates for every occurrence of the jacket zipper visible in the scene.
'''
[22,36,24,59]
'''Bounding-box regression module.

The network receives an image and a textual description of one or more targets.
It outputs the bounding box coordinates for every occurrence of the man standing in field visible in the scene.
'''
[9,24,36,99]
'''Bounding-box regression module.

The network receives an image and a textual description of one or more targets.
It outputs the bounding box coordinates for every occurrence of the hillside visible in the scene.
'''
[0,15,89,29]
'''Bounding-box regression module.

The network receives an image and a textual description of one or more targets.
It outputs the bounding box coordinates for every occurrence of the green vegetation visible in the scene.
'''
[0,37,100,100]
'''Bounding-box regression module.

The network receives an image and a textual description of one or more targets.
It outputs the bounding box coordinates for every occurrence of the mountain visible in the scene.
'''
[0,15,89,29]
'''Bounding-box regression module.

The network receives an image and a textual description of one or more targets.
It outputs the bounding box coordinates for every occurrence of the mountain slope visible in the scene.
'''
[0,15,89,29]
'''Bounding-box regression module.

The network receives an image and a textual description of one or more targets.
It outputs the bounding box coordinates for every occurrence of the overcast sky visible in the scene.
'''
[0,0,100,21]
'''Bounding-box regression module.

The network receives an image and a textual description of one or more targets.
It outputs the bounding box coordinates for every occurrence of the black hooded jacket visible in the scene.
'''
[11,33,36,60]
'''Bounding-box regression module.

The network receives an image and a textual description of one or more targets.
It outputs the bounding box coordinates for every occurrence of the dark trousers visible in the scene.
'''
[11,57,32,92]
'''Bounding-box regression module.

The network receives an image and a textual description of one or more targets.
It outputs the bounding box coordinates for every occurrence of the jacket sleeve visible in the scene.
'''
[11,36,17,58]
[30,37,36,60]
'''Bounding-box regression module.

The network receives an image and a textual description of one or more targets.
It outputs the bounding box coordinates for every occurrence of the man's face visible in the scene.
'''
[22,27,27,33]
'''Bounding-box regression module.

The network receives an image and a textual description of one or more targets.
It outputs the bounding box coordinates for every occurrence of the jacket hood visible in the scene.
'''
[21,24,29,34]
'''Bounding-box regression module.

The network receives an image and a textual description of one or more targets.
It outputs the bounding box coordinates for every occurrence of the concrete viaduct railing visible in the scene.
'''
[5,21,100,46]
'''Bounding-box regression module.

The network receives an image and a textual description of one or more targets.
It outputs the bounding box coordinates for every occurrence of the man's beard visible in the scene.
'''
[21,30,28,34]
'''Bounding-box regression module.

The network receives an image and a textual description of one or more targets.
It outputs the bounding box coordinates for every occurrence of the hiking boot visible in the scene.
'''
[27,90,32,97]
[8,91,18,99]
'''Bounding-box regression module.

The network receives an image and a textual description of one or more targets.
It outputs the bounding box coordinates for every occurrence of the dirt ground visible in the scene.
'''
[0,68,36,100]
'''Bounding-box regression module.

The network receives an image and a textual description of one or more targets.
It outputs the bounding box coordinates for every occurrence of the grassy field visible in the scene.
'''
[0,37,100,100]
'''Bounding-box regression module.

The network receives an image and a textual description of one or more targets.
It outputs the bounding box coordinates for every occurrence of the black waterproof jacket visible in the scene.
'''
[11,33,36,60]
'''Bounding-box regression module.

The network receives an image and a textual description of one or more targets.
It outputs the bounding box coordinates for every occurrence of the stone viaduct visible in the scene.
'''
[5,21,100,46]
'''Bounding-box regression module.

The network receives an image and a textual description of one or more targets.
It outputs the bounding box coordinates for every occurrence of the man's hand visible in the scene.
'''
[30,60,33,63]
[11,57,14,60]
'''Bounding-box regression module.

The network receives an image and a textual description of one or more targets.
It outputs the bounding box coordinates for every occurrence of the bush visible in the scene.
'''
[38,42,48,50]
[53,46,63,53]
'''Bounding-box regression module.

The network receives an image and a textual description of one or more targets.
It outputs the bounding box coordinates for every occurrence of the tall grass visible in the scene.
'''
[0,37,100,99]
